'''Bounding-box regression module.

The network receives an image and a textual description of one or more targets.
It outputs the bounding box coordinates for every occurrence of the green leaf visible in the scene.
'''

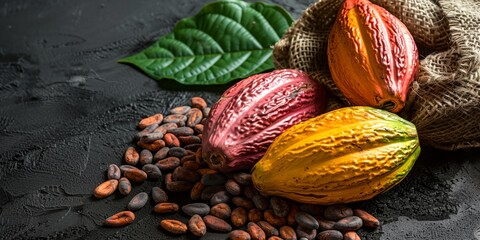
[119,0,294,85]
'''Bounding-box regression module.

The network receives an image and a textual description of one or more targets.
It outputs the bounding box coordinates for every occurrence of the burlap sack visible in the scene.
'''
[273,0,480,150]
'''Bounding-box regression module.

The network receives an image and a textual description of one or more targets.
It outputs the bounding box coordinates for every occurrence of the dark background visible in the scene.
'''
[1,0,480,239]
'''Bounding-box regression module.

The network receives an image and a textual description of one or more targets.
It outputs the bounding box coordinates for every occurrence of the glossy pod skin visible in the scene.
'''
[202,69,327,173]
[327,0,419,113]
[252,106,420,204]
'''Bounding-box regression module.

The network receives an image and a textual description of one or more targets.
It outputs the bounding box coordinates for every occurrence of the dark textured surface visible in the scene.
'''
[0,0,479,239]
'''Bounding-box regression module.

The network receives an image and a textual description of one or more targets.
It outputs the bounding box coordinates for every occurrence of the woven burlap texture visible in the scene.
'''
[273,0,480,150]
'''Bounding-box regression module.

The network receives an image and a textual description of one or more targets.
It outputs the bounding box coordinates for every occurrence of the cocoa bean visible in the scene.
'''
[201,185,225,201]
[105,211,135,227]
[139,149,153,165]
[154,202,179,213]
[168,126,194,136]
[154,123,178,135]
[127,192,148,211]
[137,139,165,152]
[173,166,200,182]
[190,97,207,109]
[186,108,203,127]
[178,135,202,146]
[194,123,204,134]
[232,196,255,209]
[268,237,283,240]
[315,216,335,231]
[253,195,270,211]
[138,113,163,129]
[333,216,362,231]
[190,181,206,201]
[202,107,211,117]
[118,177,131,195]
[323,204,353,221]
[155,156,180,171]
[160,219,188,235]
[353,209,380,229]
[188,214,207,237]
[210,203,232,220]
[136,122,160,138]
[195,148,206,166]
[197,168,218,175]
[141,164,162,180]
[106,164,121,180]
[170,105,191,115]
[225,178,242,196]
[270,197,289,217]
[210,191,232,206]
[203,215,232,232]
[243,184,259,199]
[164,133,180,147]
[163,114,187,127]
[230,230,252,240]
[299,204,325,216]
[343,231,361,240]
[201,173,228,186]
[183,160,200,171]
[168,146,188,158]
[183,143,202,151]
[233,172,252,185]
[231,207,248,227]
[296,226,316,240]
[124,147,139,165]
[139,132,164,143]
[123,168,148,183]
[287,204,300,226]
[279,225,297,240]
[316,230,343,240]
[295,212,319,230]
[182,203,211,217]
[93,179,118,198]
[154,147,170,162]
[119,164,138,173]
[264,209,287,227]
[248,222,267,240]
[257,221,279,237]
[248,208,263,222]
[180,154,196,164]
[151,186,168,203]
[165,173,193,192]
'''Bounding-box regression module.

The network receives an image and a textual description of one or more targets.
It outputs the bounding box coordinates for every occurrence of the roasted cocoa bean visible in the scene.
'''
[230,230,252,240]
[324,204,353,221]
[119,164,138,173]
[248,208,263,222]
[165,173,193,192]
[178,135,202,146]
[137,139,165,152]
[154,147,170,162]
[188,214,207,237]
[106,164,121,180]
[270,197,289,218]
[264,209,287,227]
[287,204,300,226]
[353,209,380,229]
[243,185,259,199]
[333,216,362,231]
[194,123,204,134]
[233,172,252,185]
[94,179,118,198]
[186,108,203,127]
[168,126,194,136]
[118,177,131,195]
[225,178,242,196]
[151,186,168,203]
[279,225,297,240]
[142,164,162,180]
[160,219,188,235]
[128,192,148,211]
[139,132,164,143]
[183,160,200,171]
[154,202,179,213]
[248,222,267,240]
[231,207,248,227]
[195,148,206,166]
[163,114,187,126]
[136,122,160,138]
[295,212,319,230]
[343,231,361,240]
[210,203,232,220]
[170,105,191,115]
[233,196,255,209]
[182,203,211,217]
[210,191,232,206]
[181,154,196,164]
[296,226,316,240]
[203,215,232,232]
[190,97,207,110]
[299,204,324,216]
[201,185,225,201]
[257,221,279,237]
[183,143,202,151]
[163,133,180,148]
[155,157,180,171]
[124,147,139,165]
[197,168,218,175]
[190,181,206,201]
[253,195,270,211]
[105,211,135,227]
[315,216,335,231]
[138,113,163,129]
[201,173,228,186]
[139,149,153,165]
[268,237,283,240]
[316,230,343,240]
[168,146,188,158]
[173,166,200,182]
[123,168,148,182]
[154,123,178,135]
[202,107,211,117]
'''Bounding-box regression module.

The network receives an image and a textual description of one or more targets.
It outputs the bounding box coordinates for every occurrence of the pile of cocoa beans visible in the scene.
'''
[92,97,380,240]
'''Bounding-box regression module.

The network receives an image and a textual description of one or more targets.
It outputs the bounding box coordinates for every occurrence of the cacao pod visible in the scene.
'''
[202,69,327,173]
[252,106,420,204]
[327,0,419,113]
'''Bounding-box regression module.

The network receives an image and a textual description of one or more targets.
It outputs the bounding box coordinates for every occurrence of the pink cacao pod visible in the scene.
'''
[202,69,327,173]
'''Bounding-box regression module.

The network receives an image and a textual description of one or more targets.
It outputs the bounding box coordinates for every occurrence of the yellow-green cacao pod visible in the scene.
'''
[252,106,420,204]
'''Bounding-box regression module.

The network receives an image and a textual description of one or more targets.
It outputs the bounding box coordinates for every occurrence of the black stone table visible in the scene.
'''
[1,0,479,239]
